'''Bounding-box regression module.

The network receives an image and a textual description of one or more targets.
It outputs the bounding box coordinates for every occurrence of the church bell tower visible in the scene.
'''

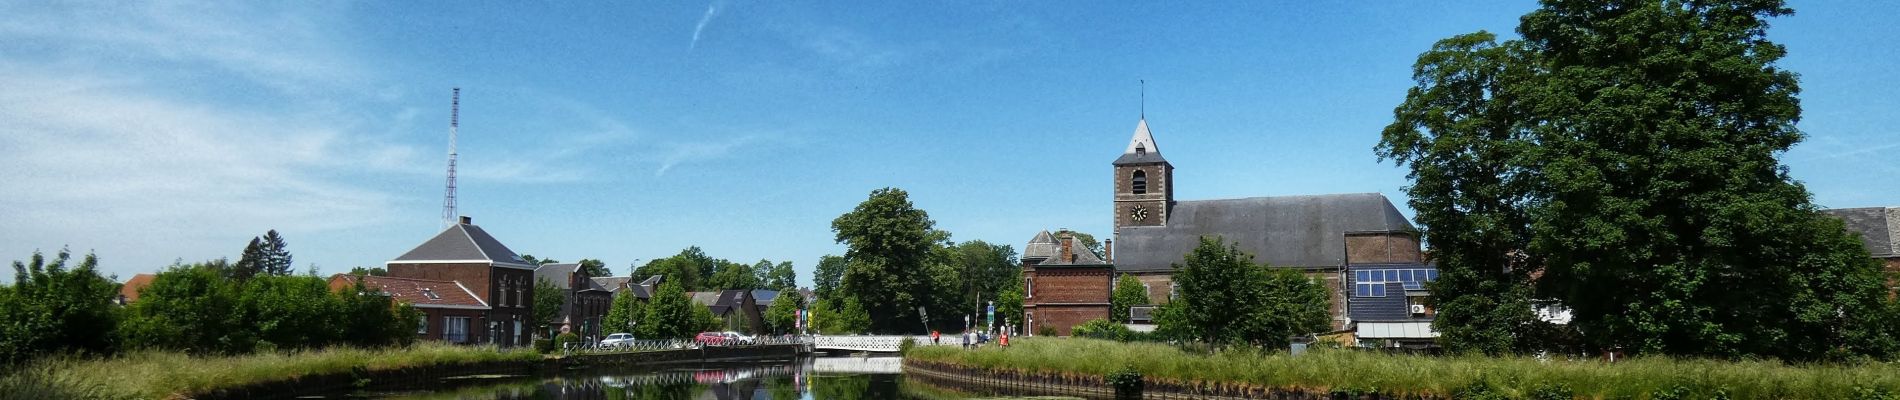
[1114,118,1173,230]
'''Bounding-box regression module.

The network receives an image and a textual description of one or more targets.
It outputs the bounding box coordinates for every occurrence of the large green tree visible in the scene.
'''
[812,255,846,302]
[1110,274,1149,323]
[636,280,702,339]
[1,249,120,365]
[1378,32,1549,355]
[633,247,717,291]
[602,291,643,335]
[706,260,760,290]
[1154,237,1330,348]
[240,274,343,350]
[831,188,941,333]
[763,291,805,334]
[532,277,565,335]
[235,230,294,279]
[760,261,797,291]
[1383,1,1896,360]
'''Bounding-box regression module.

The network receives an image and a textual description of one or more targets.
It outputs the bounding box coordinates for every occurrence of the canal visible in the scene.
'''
[320,356,1047,400]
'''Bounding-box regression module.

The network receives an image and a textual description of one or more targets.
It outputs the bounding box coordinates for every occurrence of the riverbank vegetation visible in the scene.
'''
[909,338,1900,399]
[0,342,536,400]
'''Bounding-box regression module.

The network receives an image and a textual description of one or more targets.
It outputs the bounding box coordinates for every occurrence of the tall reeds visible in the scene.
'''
[906,338,1900,399]
[0,342,538,399]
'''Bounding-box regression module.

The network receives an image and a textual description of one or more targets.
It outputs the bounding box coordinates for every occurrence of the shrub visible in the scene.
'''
[1072,319,1131,341]
[554,332,581,350]
[899,337,918,355]
[1036,326,1057,337]
[533,339,555,354]
[1105,364,1143,399]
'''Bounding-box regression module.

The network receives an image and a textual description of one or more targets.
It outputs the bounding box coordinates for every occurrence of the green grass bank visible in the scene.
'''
[0,342,540,400]
[905,338,1900,399]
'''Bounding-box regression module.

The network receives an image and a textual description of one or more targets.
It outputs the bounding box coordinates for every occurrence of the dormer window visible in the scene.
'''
[1135,144,1146,155]
[1132,170,1148,194]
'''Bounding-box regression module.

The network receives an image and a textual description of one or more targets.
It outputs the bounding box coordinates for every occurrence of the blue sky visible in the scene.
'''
[3,1,1896,285]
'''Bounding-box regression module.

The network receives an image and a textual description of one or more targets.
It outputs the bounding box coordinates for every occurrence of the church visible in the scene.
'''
[1022,118,1440,347]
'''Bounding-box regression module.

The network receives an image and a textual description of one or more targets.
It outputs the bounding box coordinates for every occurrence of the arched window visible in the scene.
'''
[1131,170,1148,194]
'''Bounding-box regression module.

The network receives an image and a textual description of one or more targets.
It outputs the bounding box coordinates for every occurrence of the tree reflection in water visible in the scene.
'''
[355,357,951,400]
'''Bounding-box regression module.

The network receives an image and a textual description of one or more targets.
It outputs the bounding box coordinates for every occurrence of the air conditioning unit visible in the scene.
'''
[1410,304,1427,315]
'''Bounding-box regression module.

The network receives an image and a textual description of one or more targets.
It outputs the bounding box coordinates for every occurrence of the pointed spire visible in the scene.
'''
[1115,118,1168,166]
[1124,118,1159,155]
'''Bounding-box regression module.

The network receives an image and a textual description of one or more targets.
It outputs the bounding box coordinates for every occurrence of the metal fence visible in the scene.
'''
[560,336,810,356]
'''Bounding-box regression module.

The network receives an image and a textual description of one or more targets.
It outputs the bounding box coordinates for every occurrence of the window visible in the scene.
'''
[444,317,471,343]
[1131,170,1148,194]
[1025,278,1033,298]
[1169,281,1178,300]
[516,279,525,307]
[513,320,523,345]
[421,288,441,300]
[417,315,429,334]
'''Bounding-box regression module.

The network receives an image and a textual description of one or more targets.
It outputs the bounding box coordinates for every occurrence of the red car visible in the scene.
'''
[695,332,727,346]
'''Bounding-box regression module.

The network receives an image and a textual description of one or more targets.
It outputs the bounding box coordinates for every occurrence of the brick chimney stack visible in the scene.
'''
[1105,238,1113,263]
[1058,230,1075,263]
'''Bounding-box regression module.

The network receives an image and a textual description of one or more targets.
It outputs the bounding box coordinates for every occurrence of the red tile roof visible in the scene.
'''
[328,274,488,309]
[119,273,156,303]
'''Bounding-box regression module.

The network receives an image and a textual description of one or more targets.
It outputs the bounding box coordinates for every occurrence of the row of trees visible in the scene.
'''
[1,231,419,366]
[1380,0,1898,361]
[630,248,798,292]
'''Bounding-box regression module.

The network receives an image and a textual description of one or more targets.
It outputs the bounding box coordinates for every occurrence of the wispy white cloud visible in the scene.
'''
[690,0,726,50]
[655,134,775,177]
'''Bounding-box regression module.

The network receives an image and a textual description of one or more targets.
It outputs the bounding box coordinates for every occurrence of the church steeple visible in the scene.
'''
[1115,119,1165,165]
[1114,118,1173,230]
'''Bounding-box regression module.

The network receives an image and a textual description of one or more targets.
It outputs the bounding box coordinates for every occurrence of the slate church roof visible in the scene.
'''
[1822,207,1899,258]
[1023,231,1058,261]
[389,218,536,269]
[1115,193,1415,272]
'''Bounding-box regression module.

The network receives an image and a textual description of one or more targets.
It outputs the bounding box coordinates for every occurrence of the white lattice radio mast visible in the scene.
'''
[441,87,460,229]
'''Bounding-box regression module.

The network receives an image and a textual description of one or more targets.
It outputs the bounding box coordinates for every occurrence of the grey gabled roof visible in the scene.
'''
[390,223,535,269]
[1023,230,1058,261]
[1037,235,1110,267]
[1114,193,1416,272]
[1822,207,1898,257]
[535,263,581,290]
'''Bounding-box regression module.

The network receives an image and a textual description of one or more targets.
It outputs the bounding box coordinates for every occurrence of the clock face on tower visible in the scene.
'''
[1130,205,1149,222]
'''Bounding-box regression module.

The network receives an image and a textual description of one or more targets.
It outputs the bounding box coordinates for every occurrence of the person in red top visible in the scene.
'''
[931,330,940,345]
[999,331,1009,348]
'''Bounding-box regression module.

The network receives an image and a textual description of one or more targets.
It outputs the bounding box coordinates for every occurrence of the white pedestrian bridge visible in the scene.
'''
[810,335,953,353]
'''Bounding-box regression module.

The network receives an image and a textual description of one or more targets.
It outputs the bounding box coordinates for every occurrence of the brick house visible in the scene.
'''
[1022,118,1433,342]
[327,274,488,343]
[382,216,536,347]
[1021,230,1113,336]
[534,263,614,338]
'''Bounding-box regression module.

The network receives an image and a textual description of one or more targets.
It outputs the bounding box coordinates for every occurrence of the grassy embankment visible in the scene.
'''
[0,342,540,400]
[906,337,1900,399]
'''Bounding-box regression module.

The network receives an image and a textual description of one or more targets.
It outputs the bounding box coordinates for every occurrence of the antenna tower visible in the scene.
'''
[441,88,460,228]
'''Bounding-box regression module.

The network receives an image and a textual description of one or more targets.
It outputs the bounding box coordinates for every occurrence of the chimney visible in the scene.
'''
[1105,238,1113,263]
[1058,231,1074,263]
[459,216,472,225]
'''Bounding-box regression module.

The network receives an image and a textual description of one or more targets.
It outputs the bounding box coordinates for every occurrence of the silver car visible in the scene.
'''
[600,333,636,348]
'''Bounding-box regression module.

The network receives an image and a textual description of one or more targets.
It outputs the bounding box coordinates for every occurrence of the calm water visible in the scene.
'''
[328,356,1040,400]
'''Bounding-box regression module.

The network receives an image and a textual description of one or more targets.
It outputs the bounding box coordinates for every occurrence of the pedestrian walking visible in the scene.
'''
[931,330,940,345]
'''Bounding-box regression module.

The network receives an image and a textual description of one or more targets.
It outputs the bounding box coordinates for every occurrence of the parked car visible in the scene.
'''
[695,332,727,346]
[721,331,755,345]
[600,333,636,348]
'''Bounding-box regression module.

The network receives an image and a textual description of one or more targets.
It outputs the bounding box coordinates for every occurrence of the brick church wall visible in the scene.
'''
[1344,232,1423,264]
